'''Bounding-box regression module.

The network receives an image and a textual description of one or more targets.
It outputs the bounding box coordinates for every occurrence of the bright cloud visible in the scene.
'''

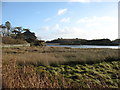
[58,8,68,15]
[60,17,70,23]
[38,16,118,40]
[76,16,118,40]
[38,24,86,40]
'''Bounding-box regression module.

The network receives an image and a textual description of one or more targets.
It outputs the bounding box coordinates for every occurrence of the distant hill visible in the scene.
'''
[112,39,120,45]
[46,38,120,46]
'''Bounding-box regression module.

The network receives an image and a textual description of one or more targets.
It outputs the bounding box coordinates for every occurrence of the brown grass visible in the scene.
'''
[2,46,119,66]
[2,46,120,88]
[2,37,27,44]
[2,59,82,88]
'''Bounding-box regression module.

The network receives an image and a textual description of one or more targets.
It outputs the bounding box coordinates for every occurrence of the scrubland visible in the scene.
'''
[2,46,120,88]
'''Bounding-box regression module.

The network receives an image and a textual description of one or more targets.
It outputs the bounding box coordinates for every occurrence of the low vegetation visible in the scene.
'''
[2,46,120,88]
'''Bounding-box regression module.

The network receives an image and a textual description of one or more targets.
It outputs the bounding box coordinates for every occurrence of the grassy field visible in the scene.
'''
[2,46,120,88]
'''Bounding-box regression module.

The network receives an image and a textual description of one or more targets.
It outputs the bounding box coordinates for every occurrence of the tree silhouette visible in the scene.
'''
[24,29,36,42]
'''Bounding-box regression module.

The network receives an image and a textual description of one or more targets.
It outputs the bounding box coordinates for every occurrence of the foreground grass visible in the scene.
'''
[3,59,79,88]
[3,58,120,88]
[2,46,120,88]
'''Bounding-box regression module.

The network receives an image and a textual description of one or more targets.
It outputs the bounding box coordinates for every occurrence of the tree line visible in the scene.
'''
[0,21,45,46]
[46,38,120,46]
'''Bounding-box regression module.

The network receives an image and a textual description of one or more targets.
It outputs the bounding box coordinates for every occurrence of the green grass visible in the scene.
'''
[34,60,120,88]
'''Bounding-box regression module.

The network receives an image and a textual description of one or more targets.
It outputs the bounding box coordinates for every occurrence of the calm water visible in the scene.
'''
[47,45,120,49]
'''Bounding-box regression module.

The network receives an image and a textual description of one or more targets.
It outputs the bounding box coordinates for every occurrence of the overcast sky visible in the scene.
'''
[2,1,118,40]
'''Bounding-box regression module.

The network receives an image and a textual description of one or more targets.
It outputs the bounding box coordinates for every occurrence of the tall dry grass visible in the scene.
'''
[2,59,82,88]
[3,58,111,88]
[2,46,119,66]
[2,46,119,88]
